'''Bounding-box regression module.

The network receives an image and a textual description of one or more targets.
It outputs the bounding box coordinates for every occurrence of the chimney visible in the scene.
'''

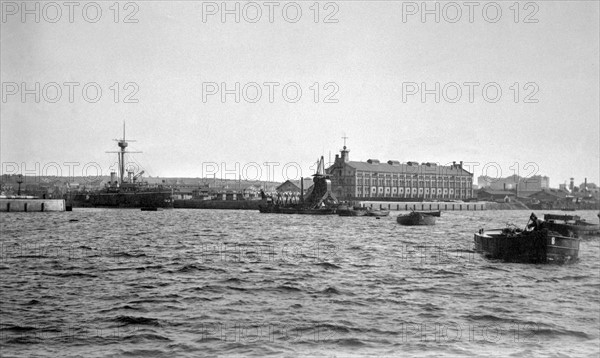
[453,161,456,168]
[460,161,463,169]
[584,178,588,191]
[569,178,574,192]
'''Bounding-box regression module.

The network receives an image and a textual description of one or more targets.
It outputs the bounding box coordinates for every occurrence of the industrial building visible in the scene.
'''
[326,145,473,200]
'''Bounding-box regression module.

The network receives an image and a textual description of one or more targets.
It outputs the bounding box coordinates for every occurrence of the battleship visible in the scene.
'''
[68,125,173,209]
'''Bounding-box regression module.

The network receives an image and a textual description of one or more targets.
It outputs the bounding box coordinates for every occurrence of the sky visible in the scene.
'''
[1,0,599,185]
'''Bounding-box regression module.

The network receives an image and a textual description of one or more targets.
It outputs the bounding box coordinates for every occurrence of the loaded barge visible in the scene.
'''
[474,213,580,264]
[259,157,338,215]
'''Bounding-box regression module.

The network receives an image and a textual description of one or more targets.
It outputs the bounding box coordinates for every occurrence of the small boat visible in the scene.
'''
[396,211,436,226]
[414,210,441,217]
[141,207,162,211]
[474,213,580,264]
[365,209,390,217]
[338,205,368,217]
[542,214,600,237]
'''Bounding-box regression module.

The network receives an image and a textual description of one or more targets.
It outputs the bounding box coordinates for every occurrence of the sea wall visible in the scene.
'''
[0,198,66,212]
[358,201,487,211]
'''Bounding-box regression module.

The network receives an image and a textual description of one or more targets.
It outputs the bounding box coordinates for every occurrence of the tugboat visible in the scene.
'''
[69,125,173,209]
[259,156,338,215]
[396,211,436,226]
[474,213,580,264]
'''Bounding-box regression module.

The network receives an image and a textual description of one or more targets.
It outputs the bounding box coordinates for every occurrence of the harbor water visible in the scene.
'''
[1,209,599,357]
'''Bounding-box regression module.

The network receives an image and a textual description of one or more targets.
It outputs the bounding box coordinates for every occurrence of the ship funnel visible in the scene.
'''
[110,171,116,183]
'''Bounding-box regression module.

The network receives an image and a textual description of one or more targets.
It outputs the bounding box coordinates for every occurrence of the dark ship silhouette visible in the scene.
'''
[69,125,173,208]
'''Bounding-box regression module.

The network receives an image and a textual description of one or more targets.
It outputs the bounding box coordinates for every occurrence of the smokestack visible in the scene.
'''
[569,178,574,192]
[110,171,116,183]
[584,178,588,191]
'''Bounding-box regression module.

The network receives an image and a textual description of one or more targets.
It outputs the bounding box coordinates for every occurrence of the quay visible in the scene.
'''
[0,197,66,212]
[359,201,486,211]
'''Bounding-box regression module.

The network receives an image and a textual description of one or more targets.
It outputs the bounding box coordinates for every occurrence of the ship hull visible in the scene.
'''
[69,191,173,208]
[397,212,436,225]
[474,228,580,264]
[258,204,337,215]
[544,222,600,237]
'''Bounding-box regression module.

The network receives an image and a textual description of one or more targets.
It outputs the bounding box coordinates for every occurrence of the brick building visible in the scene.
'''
[326,146,473,200]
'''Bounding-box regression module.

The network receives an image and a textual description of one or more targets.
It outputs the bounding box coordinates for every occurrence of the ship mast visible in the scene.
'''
[118,123,127,184]
[107,122,139,186]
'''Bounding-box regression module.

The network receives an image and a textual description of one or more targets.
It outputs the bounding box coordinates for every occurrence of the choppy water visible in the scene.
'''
[1,209,599,357]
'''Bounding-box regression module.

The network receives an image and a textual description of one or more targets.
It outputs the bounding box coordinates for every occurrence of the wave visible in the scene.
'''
[42,272,98,278]
[320,287,341,295]
[1,325,38,332]
[121,333,172,342]
[314,262,341,269]
[114,315,160,327]
[99,305,147,313]
[274,285,302,292]
[176,264,226,273]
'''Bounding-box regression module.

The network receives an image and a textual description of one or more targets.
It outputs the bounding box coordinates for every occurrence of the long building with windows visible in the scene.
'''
[326,146,473,200]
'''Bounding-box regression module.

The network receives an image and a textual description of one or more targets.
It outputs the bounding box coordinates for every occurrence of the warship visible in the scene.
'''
[68,125,173,209]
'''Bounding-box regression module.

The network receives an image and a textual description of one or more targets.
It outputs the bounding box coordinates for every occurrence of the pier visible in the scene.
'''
[0,197,66,212]
[358,201,486,211]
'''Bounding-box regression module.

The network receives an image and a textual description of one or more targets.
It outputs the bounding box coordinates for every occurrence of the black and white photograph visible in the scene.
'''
[1,1,599,356]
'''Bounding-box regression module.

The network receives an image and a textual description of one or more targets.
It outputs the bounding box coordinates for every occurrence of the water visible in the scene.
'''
[1,209,599,357]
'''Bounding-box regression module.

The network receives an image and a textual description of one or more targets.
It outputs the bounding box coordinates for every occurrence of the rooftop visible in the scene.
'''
[341,161,472,175]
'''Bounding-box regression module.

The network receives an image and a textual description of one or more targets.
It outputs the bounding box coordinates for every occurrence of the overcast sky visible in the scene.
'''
[1,1,598,185]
